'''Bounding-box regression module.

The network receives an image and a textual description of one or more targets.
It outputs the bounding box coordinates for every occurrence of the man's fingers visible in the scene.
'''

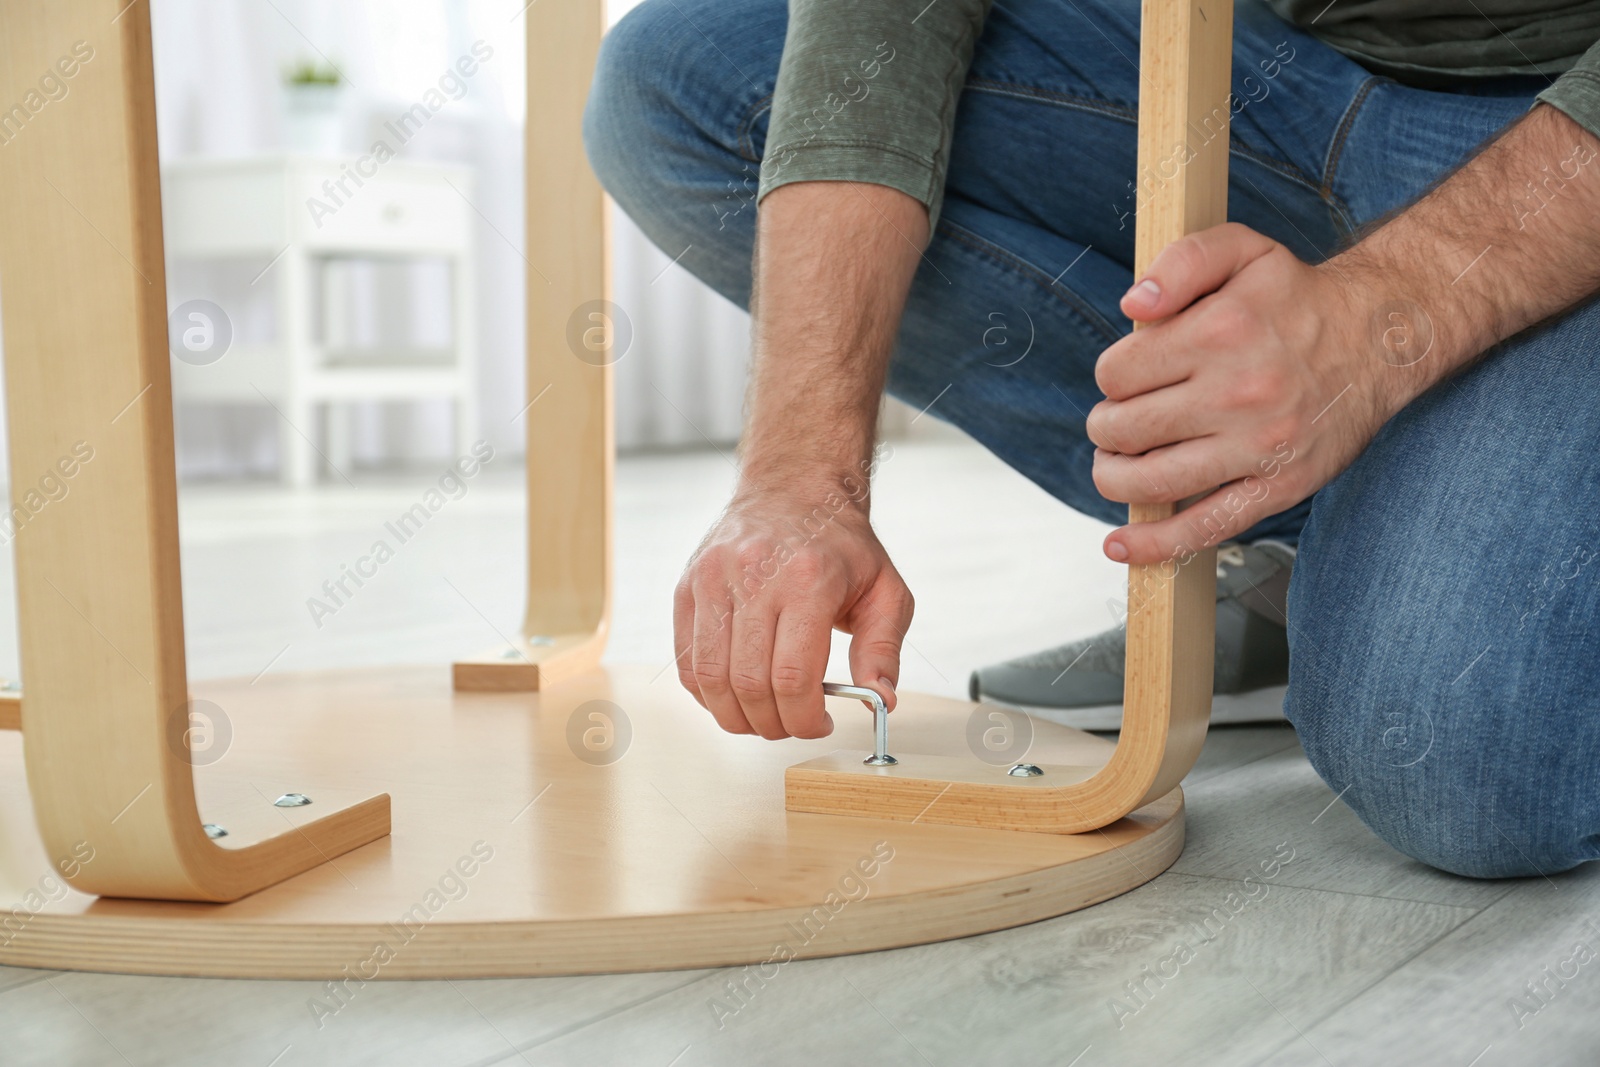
[690,583,755,737]
[671,580,707,710]
[729,605,786,739]
[1105,480,1292,564]
[843,572,914,713]
[1086,387,1212,456]
[1121,223,1278,322]
[1093,328,1192,402]
[770,607,833,739]
[1092,441,1233,506]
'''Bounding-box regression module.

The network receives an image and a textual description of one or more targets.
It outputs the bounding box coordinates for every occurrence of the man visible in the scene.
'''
[584,0,1600,879]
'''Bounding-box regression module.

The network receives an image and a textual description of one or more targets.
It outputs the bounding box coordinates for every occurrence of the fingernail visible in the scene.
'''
[1125,278,1160,308]
[877,676,896,692]
[1106,540,1130,562]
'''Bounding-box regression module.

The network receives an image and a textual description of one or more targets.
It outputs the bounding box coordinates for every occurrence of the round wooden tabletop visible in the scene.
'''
[0,666,1182,978]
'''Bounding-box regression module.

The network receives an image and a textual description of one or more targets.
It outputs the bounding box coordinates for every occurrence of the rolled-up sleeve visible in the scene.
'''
[1537,38,1600,142]
[758,0,992,235]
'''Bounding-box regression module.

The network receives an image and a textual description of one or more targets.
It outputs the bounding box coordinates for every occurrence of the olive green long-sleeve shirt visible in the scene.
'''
[759,0,1600,230]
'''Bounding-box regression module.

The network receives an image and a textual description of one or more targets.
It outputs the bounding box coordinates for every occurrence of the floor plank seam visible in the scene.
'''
[0,971,63,1001]
[1244,898,1489,1067]
[453,971,715,1067]
[1157,867,1488,912]
[1182,735,1304,787]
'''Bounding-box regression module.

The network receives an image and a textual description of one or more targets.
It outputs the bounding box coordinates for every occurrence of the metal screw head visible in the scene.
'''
[273,793,313,808]
[500,636,555,660]
[203,823,228,839]
[863,753,900,767]
[1007,763,1044,777]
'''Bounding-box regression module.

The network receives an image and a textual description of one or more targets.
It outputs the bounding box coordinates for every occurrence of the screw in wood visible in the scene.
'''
[822,681,897,766]
[501,637,556,660]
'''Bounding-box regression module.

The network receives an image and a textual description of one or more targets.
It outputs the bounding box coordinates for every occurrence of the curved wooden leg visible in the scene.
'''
[788,0,1231,833]
[453,0,612,692]
[1069,0,1231,825]
[0,0,389,902]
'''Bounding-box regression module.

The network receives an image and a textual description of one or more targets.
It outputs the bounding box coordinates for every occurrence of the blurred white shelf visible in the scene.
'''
[162,154,479,486]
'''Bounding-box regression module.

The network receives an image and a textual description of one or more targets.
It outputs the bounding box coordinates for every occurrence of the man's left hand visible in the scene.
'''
[1087,222,1403,564]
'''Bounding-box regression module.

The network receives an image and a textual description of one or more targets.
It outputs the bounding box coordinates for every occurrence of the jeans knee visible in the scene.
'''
[583,0,676,207]
[1286,505,1600,879]
[1288,665,1596,880]
[583,0,775,306]
[584,0,775,204]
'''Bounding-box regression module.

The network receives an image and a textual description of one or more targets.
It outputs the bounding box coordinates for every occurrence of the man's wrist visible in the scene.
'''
[1321,104,1600,422]
[1321,232,1489,418]
[733,445,889,516]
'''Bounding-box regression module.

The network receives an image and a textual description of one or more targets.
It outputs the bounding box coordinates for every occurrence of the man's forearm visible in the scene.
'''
[1338,103,1600,417]
[738,181,927,502]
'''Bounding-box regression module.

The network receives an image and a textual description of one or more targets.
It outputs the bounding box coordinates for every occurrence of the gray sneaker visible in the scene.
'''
[969,541,1295,729]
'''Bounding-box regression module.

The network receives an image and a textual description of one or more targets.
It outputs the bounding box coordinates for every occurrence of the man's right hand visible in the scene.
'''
[682,180,928,740]
[672,485,914,740]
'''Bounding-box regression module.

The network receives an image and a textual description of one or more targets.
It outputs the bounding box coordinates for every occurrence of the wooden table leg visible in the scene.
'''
[1107,0,1231,820]
[0,0,389,901]
[453,0,612,692]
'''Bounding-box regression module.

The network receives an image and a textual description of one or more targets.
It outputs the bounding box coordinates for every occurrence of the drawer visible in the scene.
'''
[291,160,472,254]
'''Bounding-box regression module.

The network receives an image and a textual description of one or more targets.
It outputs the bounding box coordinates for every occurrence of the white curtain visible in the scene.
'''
[612,228,752,449]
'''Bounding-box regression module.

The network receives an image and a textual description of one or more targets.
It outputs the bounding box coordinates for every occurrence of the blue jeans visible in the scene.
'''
[585,0,1600,878]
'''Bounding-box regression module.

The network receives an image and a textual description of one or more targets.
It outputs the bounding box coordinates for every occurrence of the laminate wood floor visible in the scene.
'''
[0,440,1589,1066]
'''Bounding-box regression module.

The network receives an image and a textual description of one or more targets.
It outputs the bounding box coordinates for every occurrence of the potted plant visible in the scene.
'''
[282,58,344,154]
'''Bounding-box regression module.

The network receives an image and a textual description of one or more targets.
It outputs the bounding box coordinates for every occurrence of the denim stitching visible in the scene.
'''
[736,92,773,163]
[936,219,1123,345]
[1321,75,1386,231]
[964,78,1330,204]
[966,78,1135,123]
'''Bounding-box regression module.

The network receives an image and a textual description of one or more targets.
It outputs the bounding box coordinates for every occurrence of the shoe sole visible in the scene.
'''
[980,684,1288,732]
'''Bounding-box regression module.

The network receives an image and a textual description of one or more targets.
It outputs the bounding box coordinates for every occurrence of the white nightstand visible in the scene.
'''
[161,154,478,486]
